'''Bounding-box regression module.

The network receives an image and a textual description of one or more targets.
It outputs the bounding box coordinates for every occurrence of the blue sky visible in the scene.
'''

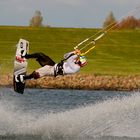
[0,0,140,28]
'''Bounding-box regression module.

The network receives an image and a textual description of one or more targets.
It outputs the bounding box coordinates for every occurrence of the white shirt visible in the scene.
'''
[63,52,80,74]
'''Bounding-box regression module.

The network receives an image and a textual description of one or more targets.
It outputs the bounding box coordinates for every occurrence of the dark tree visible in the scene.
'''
[103,11,117,29]
[30,10,43,27]
[118,16,138,29]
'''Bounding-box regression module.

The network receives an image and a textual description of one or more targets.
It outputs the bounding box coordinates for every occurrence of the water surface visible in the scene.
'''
[0,87,139,140]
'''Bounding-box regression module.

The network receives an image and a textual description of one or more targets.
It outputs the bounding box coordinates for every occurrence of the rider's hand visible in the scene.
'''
[74,49,81,55]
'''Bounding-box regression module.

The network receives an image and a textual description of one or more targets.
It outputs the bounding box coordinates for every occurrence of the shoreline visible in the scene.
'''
[1,74,140,91]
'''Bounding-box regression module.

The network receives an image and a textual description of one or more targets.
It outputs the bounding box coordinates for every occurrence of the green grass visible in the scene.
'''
[0,26,140,75]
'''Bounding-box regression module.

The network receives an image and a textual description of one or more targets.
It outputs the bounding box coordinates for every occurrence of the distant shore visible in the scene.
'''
[1,74,140,91]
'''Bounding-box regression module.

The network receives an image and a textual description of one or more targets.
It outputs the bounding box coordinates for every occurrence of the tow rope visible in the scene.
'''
[74,6,140,55]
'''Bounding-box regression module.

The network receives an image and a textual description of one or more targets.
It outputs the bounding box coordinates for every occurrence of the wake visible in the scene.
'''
[0,88,140,140]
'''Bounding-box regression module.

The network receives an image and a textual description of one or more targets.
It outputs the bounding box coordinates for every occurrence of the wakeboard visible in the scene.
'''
[13,39,29,94]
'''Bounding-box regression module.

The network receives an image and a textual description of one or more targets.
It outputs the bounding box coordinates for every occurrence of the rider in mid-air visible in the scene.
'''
[16,49,87,83]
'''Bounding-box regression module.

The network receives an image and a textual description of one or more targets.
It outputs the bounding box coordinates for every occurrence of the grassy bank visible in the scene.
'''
[1,74,140,91]
[0,25,140,91]
[0,26,140,76]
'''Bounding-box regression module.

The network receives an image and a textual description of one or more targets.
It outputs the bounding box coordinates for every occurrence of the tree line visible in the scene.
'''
[103,11,140,29]
[30,10,140,29]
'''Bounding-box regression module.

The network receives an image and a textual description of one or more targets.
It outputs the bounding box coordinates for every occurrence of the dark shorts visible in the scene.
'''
[26,52,55,66]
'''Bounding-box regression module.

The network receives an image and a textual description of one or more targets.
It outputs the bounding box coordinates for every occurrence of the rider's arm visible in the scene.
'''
[64,49,81,59]
[64,52,74,60]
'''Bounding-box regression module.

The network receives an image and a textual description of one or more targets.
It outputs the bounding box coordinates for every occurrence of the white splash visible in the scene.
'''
[0,90,140,139]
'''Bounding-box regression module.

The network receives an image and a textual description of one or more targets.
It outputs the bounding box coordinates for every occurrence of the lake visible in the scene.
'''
[0,87,139,140]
